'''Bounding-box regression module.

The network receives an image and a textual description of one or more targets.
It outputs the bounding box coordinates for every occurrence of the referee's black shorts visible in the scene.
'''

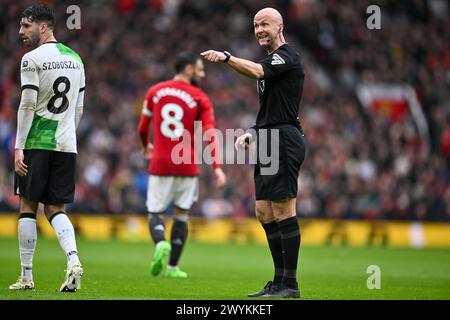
[14,149,76,205]
[254,124,305,201]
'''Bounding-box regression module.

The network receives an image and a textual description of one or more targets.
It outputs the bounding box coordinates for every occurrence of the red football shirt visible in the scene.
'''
[137,80,221,176]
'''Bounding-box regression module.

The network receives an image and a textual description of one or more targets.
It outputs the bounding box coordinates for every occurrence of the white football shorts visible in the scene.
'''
[146,175,199,213]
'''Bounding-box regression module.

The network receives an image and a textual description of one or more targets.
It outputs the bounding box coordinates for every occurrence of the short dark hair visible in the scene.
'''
[21,5,55,29]
[174,52,199,74]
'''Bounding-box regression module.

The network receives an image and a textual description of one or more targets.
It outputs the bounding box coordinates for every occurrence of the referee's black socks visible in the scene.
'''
[262,221,284,285]
[277,216,301,289]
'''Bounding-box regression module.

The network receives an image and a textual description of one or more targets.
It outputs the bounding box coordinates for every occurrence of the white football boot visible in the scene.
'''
[60,263,84,292]
[9,277,35,290]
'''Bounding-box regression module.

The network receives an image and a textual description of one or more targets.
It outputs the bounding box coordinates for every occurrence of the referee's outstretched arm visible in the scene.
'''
[200,50,264,80]
[201,8,286,80]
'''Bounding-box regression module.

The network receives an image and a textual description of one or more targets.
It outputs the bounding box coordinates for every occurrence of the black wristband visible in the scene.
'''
[223,51,231,63]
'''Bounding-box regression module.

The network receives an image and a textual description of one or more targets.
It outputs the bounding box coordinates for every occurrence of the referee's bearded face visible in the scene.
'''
[190,59,206,86]
[19,17,40,47]
[253,15,281,48]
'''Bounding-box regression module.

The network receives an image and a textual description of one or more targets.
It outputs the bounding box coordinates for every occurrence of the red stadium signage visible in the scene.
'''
[356,83,431,154]
[371,98,408,122]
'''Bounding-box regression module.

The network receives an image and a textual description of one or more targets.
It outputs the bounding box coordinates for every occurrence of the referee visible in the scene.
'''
[201,7,305,298]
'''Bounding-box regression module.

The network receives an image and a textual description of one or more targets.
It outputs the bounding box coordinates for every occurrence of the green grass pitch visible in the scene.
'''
[0,237,449,300]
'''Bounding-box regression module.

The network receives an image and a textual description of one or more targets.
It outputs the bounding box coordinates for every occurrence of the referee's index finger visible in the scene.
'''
[200,50,214,56]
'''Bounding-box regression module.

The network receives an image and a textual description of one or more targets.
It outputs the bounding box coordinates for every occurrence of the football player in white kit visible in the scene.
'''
[10,5,85,292]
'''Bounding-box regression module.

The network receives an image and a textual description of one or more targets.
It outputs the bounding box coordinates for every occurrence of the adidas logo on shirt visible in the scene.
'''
[271,53,285,65]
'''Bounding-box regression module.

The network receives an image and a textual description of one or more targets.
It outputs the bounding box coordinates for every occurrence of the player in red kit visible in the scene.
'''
[137,52,226,278]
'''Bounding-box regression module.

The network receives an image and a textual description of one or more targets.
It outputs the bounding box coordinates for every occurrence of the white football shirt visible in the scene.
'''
[19,41,85,153]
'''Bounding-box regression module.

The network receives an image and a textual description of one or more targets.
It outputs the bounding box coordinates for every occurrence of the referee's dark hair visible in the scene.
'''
[175,52,199,74]
[21,5,55,30]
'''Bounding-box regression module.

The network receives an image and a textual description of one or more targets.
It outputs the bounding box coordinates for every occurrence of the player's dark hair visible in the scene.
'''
[20,5,55,30]
[175,52,199,74]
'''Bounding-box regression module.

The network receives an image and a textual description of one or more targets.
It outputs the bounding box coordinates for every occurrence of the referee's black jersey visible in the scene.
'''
[256,43,304,128]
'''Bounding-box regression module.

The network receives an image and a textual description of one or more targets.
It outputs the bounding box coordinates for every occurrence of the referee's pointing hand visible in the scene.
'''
[200,50,227,63]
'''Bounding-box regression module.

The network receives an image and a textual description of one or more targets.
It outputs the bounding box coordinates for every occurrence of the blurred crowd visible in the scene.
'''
[1,0,449,221]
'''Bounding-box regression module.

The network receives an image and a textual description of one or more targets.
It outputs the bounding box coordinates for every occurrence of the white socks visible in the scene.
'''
[18,216,37,281]
[50,213,80,267]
